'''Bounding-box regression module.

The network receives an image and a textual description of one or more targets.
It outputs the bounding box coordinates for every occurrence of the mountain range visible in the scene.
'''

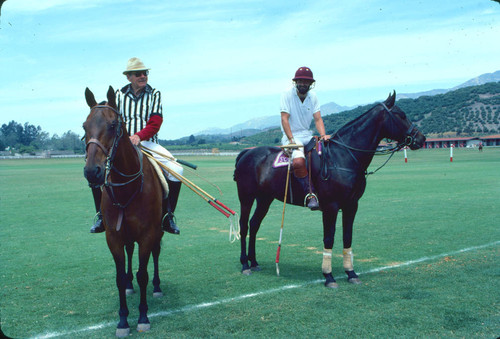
[191,70,500,138]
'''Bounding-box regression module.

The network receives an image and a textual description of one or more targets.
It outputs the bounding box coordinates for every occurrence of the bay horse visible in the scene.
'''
[83,86,164,337]
[234,91,426,287]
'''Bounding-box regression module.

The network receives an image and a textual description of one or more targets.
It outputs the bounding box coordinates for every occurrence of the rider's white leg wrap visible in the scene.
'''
[343,247,354,271]
[322,248,332,274]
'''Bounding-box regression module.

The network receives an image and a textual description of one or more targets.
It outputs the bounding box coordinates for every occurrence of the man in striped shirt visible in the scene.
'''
[90,57,183,235]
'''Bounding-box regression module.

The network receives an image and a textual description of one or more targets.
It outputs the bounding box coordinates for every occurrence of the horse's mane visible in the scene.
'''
[332,104,380,138]
[332,92,395,138]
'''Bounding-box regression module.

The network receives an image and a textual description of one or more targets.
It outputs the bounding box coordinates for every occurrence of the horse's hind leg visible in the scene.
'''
[151,241,163,297]
[239,197,254,275]
[247,196,273,271]
[125,243,135,295]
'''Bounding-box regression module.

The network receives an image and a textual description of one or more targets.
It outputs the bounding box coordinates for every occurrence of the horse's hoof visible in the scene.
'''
[242,269,252,276]
[348,277,362,284]
[126,288,135,296]
[137,323,151,333]
[116,327,130,338]
[325,281,339,288]
[250,265,261,272]
[153,291,163,298]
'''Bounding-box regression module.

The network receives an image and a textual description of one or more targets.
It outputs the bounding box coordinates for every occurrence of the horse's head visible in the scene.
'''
[380,91,426,150]
[83,86,122,186]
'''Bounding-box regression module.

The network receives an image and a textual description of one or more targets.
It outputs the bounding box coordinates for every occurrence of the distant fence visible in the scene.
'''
[0,154,86,160]
[171,151,239,156]
[0,152,240,160]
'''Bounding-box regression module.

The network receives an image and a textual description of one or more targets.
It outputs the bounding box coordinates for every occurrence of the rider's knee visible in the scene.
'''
[292,158,307,178]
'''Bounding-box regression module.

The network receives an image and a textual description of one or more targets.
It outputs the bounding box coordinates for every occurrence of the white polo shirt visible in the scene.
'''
[280,87,320,144]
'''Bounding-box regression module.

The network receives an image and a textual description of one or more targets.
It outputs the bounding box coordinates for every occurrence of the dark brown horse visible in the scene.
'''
[83,86,164,337]
[234,91,426,287]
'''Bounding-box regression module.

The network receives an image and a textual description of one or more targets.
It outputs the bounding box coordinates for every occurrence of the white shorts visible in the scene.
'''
[141,141,183,182]
[281,135,312,160]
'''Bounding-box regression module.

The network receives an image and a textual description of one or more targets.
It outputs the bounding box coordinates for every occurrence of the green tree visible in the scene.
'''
[21,122,42,146]
[0,121,23,148]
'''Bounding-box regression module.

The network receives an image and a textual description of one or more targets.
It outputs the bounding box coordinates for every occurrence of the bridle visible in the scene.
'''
[85,105,144,210]
[380,102,420,151]
[320,102,420,179]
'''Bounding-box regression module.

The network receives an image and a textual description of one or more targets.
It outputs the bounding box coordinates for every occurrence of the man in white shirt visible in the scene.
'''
[280,66,329,210]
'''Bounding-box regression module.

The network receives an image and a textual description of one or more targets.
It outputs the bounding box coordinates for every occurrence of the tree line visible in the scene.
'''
[2,82,499,153]
[243,81,500,145]
[0,121,84,155]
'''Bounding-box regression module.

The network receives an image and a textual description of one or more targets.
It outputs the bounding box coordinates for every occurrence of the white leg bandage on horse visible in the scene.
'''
[343,247,354,271]
[322,248,332,274]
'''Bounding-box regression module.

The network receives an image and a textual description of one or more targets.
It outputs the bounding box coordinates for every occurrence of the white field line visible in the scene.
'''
[32,240,499,339]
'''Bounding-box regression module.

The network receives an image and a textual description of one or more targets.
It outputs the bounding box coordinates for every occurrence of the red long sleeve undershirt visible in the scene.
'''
[135,114,163,141]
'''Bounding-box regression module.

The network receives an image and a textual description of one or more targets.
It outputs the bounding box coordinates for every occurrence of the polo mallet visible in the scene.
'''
[142,144,223,196]
[141,150,240,241]
[275,144,301,276]
[141,144,198,170]
[141,151,233,217]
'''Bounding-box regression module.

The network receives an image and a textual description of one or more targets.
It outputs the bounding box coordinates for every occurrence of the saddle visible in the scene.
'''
[272,137,319,168]
[145,153,169,199]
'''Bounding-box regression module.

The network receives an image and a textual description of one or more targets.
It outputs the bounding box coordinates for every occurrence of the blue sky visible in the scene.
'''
[1,0,499,139]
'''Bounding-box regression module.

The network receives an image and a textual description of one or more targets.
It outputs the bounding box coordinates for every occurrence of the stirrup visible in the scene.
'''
[162,212,180,235]
[304,193,320,210]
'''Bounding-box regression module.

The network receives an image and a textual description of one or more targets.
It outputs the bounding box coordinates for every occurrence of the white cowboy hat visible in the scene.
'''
[123,57,151,74]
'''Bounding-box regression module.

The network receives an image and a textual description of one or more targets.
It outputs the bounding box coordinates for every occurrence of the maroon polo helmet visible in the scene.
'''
[292,67,315,82]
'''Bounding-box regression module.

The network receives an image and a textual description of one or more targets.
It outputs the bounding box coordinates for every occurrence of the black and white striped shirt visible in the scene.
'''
[116,84,163,143]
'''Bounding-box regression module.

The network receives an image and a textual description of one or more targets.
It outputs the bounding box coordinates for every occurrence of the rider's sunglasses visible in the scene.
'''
[131,70,149,77]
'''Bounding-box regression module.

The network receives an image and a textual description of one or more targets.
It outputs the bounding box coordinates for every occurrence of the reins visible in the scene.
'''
[320,103,416,179]
[85,105,144,229]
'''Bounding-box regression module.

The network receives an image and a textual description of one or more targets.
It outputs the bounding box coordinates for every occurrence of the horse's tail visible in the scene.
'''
[233,149,250,182]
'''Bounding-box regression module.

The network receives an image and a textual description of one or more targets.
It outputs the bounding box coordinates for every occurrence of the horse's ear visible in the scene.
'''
[107,86,117,109]
[385,90,396,108]
[85,87,97,108]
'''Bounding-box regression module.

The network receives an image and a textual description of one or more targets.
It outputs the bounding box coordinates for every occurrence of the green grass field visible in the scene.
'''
[1,148,499,338]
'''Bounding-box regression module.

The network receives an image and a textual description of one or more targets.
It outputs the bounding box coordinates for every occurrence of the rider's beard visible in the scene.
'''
[297,84,310,95]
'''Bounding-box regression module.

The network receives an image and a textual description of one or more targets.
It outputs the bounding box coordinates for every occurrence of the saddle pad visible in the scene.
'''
[273,151,290,168]
[147,156,169,198]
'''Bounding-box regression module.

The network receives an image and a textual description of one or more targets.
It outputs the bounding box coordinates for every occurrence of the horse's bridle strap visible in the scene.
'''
[86,138,109,156]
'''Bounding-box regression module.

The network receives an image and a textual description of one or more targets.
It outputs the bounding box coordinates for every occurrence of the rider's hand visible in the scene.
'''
[320,134,331,142]
[129,134,141,146]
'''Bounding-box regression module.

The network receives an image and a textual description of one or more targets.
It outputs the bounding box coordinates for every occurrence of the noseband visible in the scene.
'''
[321,102,420,178]
[85,105,123,169]
[85,104,144,210]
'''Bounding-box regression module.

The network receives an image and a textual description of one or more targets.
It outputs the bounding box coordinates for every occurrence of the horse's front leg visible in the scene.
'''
[125,243,135,295]
[111,248,130,337]
[322,206,339,288]
[151,241,163,297]
[136,245,152,333]
[342,203,361,284]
